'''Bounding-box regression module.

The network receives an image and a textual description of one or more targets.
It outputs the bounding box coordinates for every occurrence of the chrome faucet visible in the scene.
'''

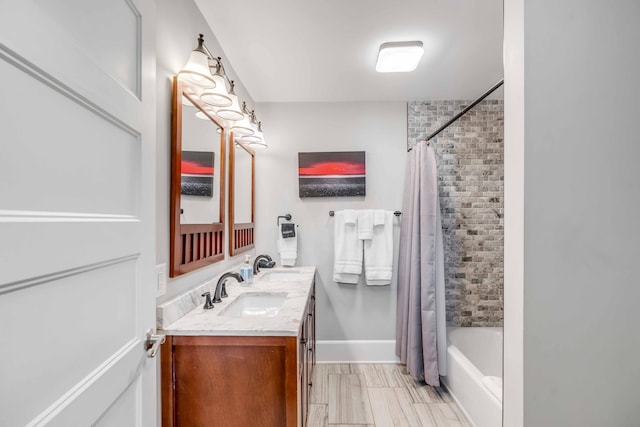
[253,254,276,274]
[213,272,243,303]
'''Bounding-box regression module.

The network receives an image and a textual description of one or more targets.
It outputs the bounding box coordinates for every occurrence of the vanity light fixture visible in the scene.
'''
[241,113,267,149]
[216,81,244,121]
[182,86,201,106]
[195,107,219,121]
[247,122,268,149]
[178,34,217,87]
[231,102,256,136]
[375,41,424,73]
[179,34,268,148]
[200,62,233,107]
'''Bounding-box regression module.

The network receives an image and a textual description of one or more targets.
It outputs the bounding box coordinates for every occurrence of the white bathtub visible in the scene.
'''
[441,327,503,427]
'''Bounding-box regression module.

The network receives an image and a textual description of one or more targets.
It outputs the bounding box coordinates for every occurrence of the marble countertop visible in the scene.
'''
[160,266,316,336]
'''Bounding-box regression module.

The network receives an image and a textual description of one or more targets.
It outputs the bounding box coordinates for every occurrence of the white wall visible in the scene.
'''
[156,0,255,302]
[503,0,524,424]
[254,102,406,341]
[505,0,640,425]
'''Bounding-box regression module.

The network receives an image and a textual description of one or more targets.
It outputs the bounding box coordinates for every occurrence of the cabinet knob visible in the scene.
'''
[300,339,306,345]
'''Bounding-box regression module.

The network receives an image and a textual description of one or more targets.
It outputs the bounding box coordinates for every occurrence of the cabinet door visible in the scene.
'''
[299,323,307,427]
[162,335,298,427]
[305,293,315,410]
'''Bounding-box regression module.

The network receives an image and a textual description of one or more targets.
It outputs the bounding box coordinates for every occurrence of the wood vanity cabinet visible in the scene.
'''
[161,282,316,427]
[298,283,316,427]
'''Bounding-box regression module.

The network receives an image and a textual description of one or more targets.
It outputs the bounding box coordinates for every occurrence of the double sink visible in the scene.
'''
[218,270,303,318]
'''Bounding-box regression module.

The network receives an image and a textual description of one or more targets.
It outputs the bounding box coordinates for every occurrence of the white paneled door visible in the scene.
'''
[0,1,158,425]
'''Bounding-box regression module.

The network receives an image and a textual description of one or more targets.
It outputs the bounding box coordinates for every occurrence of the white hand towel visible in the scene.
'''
[333,210,362,284]
[364,210,394,286]
[357,210,374,240]
[372,209,386,226]
[278,223,297,266]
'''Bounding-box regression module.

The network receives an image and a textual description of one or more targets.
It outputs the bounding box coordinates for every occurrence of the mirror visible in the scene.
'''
[229,137,255,256]
[170,77,226,277]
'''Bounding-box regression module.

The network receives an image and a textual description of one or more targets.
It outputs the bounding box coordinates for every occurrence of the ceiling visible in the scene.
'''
[194,0,503,103]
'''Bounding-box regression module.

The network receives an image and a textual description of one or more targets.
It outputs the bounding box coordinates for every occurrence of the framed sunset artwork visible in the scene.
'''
[181,151,214,197]
[298,151,366,197]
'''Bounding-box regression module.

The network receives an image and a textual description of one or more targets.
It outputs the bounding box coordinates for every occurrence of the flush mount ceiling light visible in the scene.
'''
[375,41,424,73]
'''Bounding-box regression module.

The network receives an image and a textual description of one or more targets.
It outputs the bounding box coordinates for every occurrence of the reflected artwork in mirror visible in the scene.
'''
[170,77,226,277]
[229,137,255,257]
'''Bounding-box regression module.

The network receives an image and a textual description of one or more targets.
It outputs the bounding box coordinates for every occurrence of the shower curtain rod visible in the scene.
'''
[408,78,504,152]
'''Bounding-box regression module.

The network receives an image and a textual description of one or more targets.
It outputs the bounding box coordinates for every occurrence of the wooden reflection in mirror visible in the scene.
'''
[229,136,255,256]
[170,77,226,277]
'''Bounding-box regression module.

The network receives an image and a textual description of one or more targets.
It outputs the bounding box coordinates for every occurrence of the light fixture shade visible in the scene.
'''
[231,108,255,136]
[248,140,268,149]
[244,121,267,148]
[375,41,424,73]
[195,107,218,121]
[216,81,244,121]
[200,63,233,107]
[178,35,216,88]
[182,86,202,106]
[240,134,262,143]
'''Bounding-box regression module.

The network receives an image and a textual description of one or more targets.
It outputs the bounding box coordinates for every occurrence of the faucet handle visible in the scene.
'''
[202,292,214,309]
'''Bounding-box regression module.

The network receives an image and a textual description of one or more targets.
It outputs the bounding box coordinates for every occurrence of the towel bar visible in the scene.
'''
[328,210,401,217]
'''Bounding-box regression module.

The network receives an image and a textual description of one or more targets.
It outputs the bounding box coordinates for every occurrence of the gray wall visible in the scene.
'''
[253,102,406,341]
[155,0,256,303]
[409,100,504,327]
[509,0,640,425]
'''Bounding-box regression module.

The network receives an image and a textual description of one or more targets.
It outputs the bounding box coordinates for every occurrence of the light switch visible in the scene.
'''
[155,263,167,297]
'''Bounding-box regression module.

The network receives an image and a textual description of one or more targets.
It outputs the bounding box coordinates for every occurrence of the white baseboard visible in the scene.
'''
[316,340,400,363]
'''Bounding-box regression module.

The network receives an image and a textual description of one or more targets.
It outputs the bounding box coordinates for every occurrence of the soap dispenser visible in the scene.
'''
[240,255,253,285]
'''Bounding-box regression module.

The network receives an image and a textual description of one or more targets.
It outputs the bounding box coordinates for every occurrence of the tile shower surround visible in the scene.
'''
[408,100,504,327]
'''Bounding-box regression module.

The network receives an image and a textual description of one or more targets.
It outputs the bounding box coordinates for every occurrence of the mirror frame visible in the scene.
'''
[228,136,255,257]
[170,76,226,277]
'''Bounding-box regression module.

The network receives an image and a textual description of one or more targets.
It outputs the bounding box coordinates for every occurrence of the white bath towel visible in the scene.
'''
[333,210,362,284]
[364,210,394,286]
[278,223,297,266]
[481,376,503,403]
[357,210,374,240]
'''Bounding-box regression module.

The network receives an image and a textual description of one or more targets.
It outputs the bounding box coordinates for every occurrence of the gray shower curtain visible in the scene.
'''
[396,140,447,387]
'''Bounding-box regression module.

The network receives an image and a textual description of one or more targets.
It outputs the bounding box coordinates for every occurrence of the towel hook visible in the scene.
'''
[277,214,292,226]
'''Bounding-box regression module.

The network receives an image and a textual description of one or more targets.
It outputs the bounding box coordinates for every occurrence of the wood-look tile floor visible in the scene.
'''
[308,364,472,427]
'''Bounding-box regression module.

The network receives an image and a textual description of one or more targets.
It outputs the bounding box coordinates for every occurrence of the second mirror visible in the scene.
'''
[229,137,255,257]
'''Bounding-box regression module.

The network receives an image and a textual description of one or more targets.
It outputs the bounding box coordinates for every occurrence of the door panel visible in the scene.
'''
[0,57,141,216]
[37,0,142,96]
[0,0,157,425]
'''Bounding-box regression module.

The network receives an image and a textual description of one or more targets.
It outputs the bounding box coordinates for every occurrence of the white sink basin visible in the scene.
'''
[219,292,288,317]
[259,270,304,282]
